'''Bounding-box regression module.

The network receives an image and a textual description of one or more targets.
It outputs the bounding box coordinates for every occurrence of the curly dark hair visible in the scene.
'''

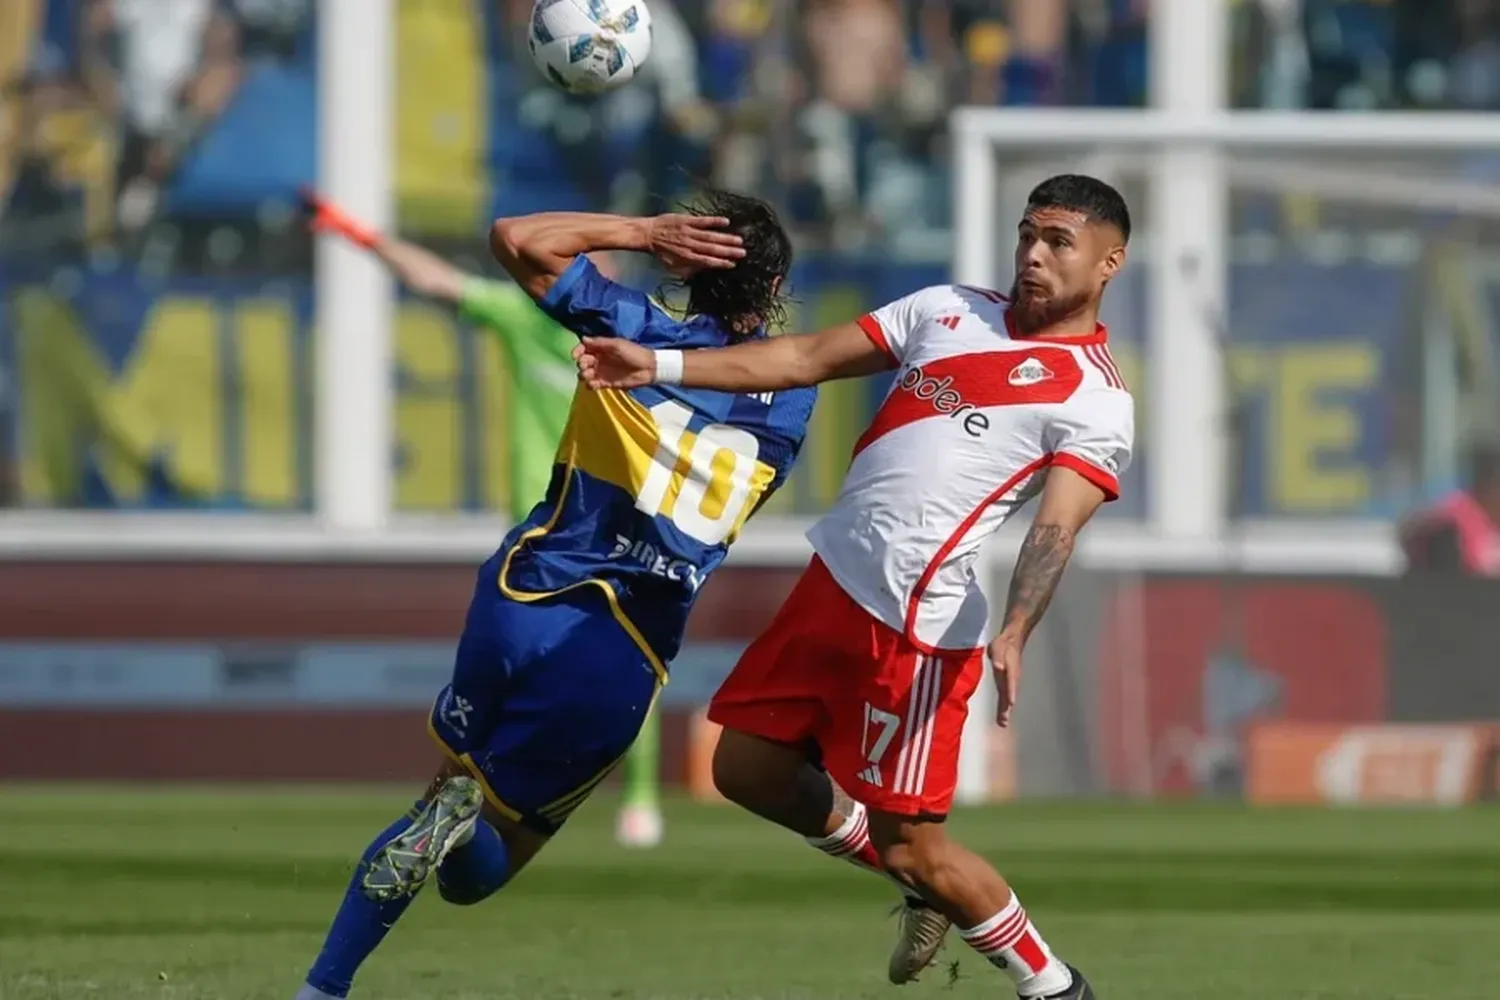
[668,187,793,334]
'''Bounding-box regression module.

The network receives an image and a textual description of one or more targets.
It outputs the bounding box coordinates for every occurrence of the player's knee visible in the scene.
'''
[710,736,760,806]
[711,729,789,809]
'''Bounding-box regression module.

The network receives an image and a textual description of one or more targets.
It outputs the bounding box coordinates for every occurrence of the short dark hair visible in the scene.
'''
[678,187,793,332]
[1026,174,1131,243]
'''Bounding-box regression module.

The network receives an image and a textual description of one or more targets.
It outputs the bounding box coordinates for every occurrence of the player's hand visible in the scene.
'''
[573,337,658,390]
[987,631,1024,728]
[301,187,380,249]
[645,213,745,277]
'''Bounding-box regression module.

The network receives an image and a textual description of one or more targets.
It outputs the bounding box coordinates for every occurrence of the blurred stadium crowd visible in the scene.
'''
[3,0,1500,519]
[5,0,1500,261]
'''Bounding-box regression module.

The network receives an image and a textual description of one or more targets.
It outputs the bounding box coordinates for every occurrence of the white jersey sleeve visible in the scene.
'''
[1043,386,1135,501]
[854,286,945,364]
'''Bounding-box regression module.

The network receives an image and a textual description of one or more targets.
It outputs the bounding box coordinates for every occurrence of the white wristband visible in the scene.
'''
[654,349,684,385]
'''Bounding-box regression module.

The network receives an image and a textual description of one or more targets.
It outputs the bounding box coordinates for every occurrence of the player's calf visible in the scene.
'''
[435,816,512,905]
[714,728,949,983]
[869,812,1085,999]
[805,793,951,984]
[296,771,525,1000]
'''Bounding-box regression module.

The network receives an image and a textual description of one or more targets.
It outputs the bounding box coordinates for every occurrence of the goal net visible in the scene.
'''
[947,109,1500,801]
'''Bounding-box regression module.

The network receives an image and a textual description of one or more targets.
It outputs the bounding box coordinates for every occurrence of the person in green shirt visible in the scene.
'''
[452,276,580,518]
[306,193,663,848]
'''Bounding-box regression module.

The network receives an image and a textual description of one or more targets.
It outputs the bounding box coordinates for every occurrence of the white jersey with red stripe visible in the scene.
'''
[805,284,1135,652]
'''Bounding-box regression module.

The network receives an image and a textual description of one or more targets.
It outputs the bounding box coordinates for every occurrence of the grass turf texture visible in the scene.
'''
[2,788,1498,999]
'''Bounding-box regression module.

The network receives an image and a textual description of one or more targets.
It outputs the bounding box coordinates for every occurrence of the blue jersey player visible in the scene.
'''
[294,193,817,1000]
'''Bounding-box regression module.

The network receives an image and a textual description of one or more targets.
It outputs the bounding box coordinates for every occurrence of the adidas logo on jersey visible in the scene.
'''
[1007,357,1054,387]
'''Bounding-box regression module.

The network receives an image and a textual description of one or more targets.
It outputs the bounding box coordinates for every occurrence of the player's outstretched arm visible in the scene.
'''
[489,212,745,300]
[371,239,468,303]
[304,190,468,303]
[987,466,1108,726]
[574,320,896,392]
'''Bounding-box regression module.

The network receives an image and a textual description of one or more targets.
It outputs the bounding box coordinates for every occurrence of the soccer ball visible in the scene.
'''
[528,0,653,95]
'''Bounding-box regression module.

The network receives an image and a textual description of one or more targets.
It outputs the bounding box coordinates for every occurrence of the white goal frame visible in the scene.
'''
[951,108,1500,563]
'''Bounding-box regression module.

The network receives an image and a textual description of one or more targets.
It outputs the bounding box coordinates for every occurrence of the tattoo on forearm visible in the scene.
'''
[1003,524,1076,634]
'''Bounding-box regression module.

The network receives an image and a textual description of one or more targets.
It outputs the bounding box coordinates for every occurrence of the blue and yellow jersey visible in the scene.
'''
[492,256,818,675]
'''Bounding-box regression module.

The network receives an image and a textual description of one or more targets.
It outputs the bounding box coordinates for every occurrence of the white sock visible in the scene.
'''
[959,893,1072,997]
[805,801,923,903]
[294,986,342,1000]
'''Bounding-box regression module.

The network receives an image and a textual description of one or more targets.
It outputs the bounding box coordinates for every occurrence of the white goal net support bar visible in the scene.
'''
[952,109,1500,547]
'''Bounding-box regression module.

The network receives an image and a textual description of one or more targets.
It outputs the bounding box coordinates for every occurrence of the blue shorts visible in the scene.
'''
[428,565,661,835]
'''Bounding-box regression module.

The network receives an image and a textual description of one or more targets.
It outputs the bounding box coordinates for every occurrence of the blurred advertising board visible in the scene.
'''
[1247,723,1500,806]
[2,559,1500,798]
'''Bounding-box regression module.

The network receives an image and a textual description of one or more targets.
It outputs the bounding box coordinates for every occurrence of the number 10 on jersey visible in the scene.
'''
[635,399,763,546]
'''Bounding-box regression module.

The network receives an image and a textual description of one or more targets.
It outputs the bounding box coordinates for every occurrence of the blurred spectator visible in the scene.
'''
[797,0,907,244]
[803,0,908,116]
[1400,444,1500,575]
[632,0,718,210]
[1003,0,1068,104]
[88,0,310,236]
[3,0,102,254]
[1241,0,1500,110]
[1080,0,1148,106]
[695,0,780,193]
[1396,0,1500,109]
[11,0,1500,268]
[81,0,221,234]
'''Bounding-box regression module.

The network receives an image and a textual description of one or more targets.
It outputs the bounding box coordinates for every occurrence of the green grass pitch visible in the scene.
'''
[2,787,1498,999]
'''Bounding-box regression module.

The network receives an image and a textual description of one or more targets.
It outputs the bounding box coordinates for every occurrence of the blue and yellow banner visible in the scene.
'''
[0,254,1454,518]
[0,264,905,515]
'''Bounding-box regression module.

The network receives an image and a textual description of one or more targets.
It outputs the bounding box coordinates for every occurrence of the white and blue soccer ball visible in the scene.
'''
[528,0,653,95]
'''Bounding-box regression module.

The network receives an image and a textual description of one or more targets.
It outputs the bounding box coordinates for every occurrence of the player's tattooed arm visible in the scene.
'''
[1000,524,1076,640]
[997,465,1107,642]
[990,467,1105,726]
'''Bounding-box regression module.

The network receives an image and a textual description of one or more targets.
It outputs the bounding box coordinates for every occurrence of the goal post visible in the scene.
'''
[951,108,1500,544]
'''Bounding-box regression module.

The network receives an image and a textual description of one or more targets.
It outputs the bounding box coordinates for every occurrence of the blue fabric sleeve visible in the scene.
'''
[536,255,656,342]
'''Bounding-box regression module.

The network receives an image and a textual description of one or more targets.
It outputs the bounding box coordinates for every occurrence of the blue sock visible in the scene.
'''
[436,820,511,905]
[304,806,422,998]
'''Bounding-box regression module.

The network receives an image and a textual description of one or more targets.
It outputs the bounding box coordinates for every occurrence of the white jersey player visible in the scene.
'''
[575,174,1133,1000]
